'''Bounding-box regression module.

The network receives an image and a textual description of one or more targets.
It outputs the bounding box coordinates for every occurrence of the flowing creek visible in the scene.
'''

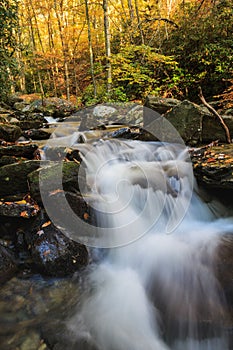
[1,131,233,349]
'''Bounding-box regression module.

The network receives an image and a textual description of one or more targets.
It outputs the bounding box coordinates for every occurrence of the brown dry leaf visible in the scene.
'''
[83,212,89,220]
[41,221,51,228]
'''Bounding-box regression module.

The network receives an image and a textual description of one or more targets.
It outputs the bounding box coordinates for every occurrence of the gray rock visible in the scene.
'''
[0,123,22,142]
[202,115,233,143]
[79,103,143,131]
[144,96,181,115]
[93,105,117,117]
[21,98,76,118]
[162,100,212,144]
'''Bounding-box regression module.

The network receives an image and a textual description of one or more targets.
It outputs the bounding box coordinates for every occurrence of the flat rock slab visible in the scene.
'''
[191,144,233,190]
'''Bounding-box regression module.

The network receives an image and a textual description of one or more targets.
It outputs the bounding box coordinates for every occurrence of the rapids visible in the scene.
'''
[67,139,233,350]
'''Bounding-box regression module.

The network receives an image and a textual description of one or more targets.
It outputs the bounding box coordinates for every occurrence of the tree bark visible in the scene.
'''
[85,0,97,98]
[103,0,112,95]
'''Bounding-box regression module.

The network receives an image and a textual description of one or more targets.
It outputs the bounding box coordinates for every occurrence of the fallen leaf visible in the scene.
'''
[15,200,27,205]
[83,212,89,220]
[206,158,216,163]
[49,189,64,196]
[41,221,51,228]
[20,211,29,218]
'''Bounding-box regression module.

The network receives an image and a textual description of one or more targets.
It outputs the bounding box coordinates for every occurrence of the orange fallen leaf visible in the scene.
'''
[225,159,233,164]
[41,221,51,228]
[206,158,216,163]
[20,211,29,218]
[83,212,89,220]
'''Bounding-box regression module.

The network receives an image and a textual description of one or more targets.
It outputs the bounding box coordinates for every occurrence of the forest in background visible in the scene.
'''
[0,0,232,105]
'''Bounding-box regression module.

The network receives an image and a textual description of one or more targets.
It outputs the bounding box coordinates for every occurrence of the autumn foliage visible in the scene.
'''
[1,0,232,104]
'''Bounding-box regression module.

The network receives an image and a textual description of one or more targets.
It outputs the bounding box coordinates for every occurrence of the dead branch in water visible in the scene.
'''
[198,86,231,144]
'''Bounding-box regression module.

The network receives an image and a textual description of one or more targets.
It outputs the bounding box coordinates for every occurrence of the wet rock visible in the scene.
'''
[0,123,22,142]
[28,161,84,203]
[16,112,46,123]
[0,143,38,159]
[191,144,233,191]
[0,245,17,284]
[26,218,88,276]
[13,120,44,130]
[144,96,181,115]
[0,199,40,219]
[23,129,51,140]
[0,160,42,197]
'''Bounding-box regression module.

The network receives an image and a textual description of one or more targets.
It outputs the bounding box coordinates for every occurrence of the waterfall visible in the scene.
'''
[68,139,233,350]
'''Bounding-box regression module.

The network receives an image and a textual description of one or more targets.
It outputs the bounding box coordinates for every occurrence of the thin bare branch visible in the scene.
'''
[198,86,231,144]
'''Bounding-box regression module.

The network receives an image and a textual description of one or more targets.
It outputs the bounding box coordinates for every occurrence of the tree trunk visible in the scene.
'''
[85,0,97,98]
[103,0,112,96]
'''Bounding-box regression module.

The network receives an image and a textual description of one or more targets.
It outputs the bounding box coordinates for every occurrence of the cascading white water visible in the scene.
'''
[68,139,233,350]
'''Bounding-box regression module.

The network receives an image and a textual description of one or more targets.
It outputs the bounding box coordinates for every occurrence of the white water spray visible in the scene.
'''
[68,140,233,350]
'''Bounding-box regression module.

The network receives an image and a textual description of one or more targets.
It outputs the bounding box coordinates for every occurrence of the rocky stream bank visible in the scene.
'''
[0,95,233,349]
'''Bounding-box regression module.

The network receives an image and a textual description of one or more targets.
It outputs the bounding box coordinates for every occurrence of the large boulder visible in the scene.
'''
[0,123,22,142]
[144,98,233,145]
[191,144,233,191]
[202,115,233,143]
[25,216,88,276]
[144,96,181,115]
[0,160,42,197]
[27,161,84,203]
[162,100,211,144]
[79,103,143,131]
